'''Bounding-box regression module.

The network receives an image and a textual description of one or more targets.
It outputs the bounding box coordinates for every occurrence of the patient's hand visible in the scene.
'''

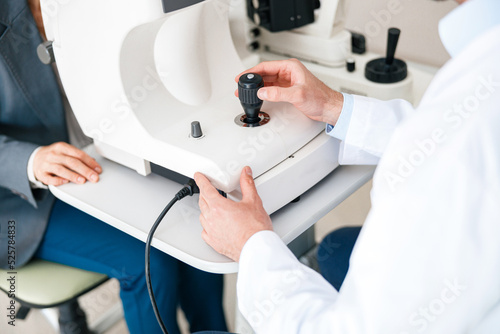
[195,167,273,262]
[34,142,102,186]
[235,59,344,126]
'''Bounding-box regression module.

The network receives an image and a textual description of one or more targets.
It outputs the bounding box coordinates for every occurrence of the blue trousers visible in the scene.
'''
[317,226,362,291]
[35,200,227,334]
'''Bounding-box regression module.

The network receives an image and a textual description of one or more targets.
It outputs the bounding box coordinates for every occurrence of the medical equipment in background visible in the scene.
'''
[39,0,412,215]
[247,0,318,32]
[246,0,413,101]
[248,0,350,66]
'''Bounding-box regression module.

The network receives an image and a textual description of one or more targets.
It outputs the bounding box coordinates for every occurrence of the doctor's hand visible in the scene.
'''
[33,142,102,186]
[235,59,344,126]
[195,167,273,262]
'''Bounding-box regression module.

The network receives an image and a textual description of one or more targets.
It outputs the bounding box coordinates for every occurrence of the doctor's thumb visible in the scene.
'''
[240,166,259,202]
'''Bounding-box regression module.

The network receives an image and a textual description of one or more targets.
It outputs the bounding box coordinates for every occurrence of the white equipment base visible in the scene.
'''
[50,145,374,274]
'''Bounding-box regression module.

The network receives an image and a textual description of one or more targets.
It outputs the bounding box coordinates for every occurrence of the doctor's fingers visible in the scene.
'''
[239,167,261,204]
[198,196,210,215]
[233,79,292,98]
[194,172,223,203]
[201,229,210,244]
[200,220,231,258]
[200,228,229,259]
[199,213,217,239]
[257,85,304,105]
[234,59,304,83]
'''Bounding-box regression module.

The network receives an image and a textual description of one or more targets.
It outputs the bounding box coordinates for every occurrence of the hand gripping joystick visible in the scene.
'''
[236,73,269,127]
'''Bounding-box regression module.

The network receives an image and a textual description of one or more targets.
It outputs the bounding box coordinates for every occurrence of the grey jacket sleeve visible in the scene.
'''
[0,133,40,208]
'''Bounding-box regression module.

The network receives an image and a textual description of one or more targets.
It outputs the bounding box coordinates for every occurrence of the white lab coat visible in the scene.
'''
[237,25,500,333]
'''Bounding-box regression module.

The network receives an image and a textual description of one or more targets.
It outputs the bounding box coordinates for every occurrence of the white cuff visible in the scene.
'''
[27,147,48,189]
[325,93,354,141]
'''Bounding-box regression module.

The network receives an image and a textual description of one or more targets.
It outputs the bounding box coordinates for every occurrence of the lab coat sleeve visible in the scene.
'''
[237,231,342,333]
[326,93,354,141]
[334,96,415,165]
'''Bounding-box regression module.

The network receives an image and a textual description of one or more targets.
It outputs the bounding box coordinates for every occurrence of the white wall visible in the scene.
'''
[344,0,458,67]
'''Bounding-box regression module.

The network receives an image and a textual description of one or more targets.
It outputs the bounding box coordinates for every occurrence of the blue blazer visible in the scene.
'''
[0,0,68,269]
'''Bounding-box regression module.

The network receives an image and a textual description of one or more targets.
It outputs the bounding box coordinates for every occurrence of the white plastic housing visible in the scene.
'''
[40,0,340,214]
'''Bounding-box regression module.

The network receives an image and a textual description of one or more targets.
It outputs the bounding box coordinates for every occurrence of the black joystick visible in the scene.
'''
[238,73,264,125]
[365,28,407,84]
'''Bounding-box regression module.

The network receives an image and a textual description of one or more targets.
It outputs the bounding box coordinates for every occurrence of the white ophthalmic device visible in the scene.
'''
[39,0,413,214]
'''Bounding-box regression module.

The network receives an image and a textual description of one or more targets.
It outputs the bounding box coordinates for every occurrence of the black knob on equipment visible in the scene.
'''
[346,58,356,72]
[249,27,261,39]
[365,27,407,84]
[238,73,264,125]
[385,28,400,66]
[247,41,260,52]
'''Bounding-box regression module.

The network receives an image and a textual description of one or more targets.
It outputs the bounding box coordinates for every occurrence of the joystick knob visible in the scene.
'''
[238,73,264,125]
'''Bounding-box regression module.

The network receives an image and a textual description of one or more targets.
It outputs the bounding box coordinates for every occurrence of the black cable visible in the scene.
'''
[146,179,199,334]
[146,197,177,334]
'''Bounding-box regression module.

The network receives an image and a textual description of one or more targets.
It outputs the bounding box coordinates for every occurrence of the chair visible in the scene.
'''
[0,259,123,334]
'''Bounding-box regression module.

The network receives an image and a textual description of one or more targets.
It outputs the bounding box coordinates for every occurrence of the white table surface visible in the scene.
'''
[50,146,375,274]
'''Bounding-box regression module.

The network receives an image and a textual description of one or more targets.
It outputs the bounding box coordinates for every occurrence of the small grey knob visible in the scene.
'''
[191,121,203,138]
[37,41,55,65]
